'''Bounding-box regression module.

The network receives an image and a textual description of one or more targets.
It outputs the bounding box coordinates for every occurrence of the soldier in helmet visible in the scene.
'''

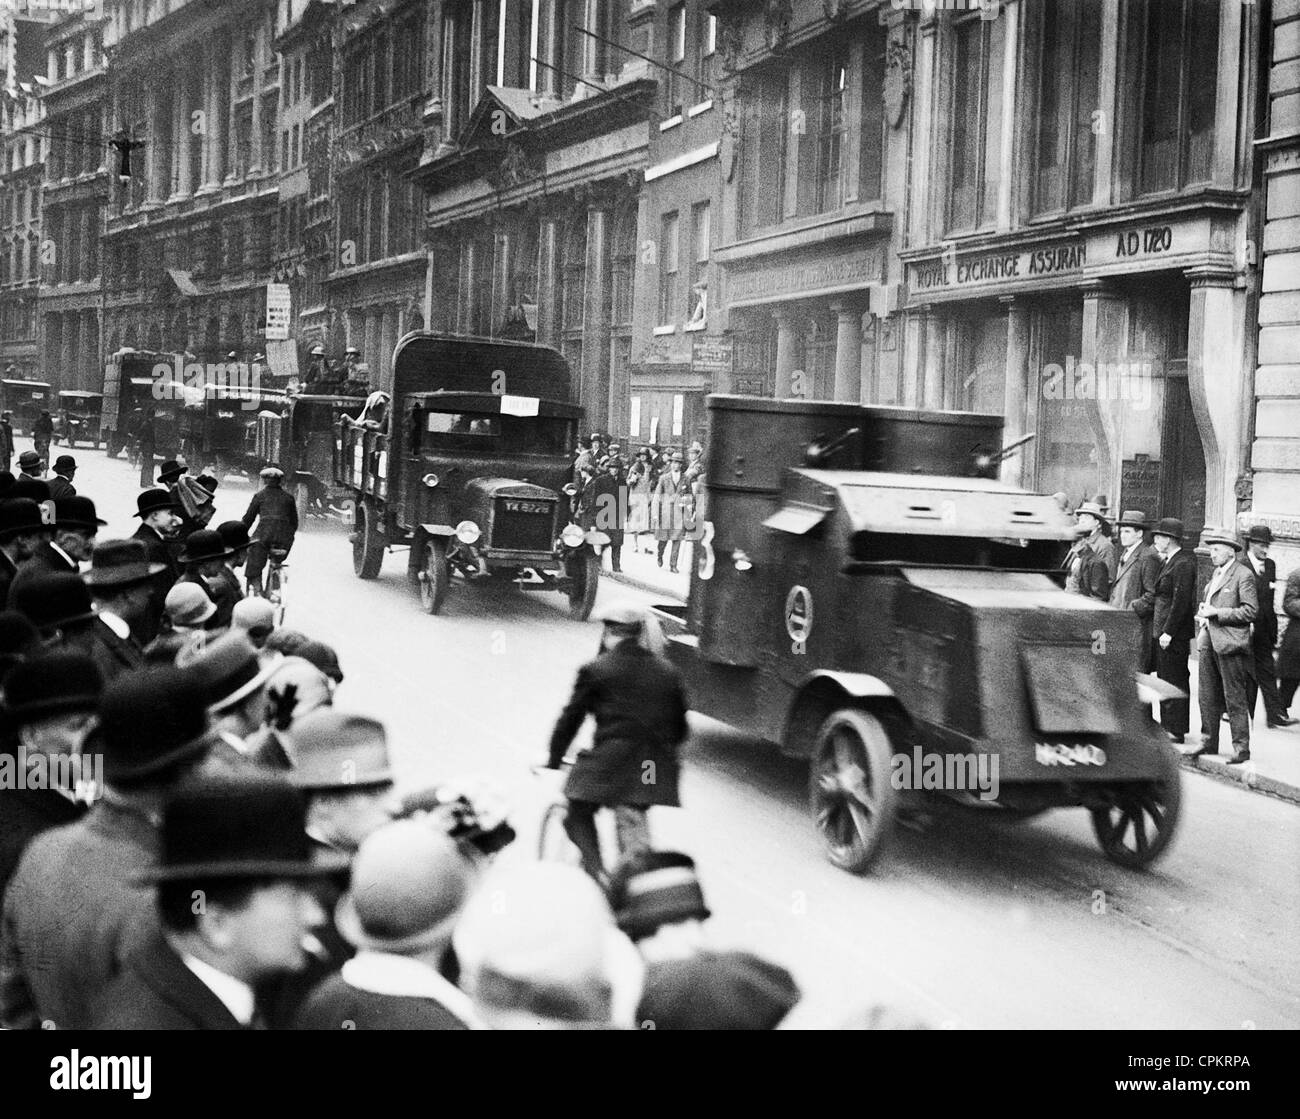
[304,345,328,389]
[543,602,689,884]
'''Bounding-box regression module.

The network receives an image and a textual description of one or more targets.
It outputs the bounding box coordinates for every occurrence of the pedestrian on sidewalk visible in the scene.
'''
[0,411,13,474]
[626,448,656,553]
[653,452,690,573]
[1111,510,1160,668]
[1063,500,1113,600]
[1189,528,1258,765]
[1141,518,1198,744]
[1239,525,1295,728]
[47,456,76,500]
[1278,564,1300,714]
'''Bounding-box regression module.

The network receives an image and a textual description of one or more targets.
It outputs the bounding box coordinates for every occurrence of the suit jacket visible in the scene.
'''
[1196,560,1258,657]
[1065,540,1111,600]
[57,617,145,681]
[131,523,180,641]
[1112,543,1161,650]
[1278,568,1300,679]
[1143,547,1198,644]
[242,486,298,548]
[8,540,78,602]
[548,643,689,807]
[0,550,17,611]
[1239,554,1277,647]
[0,786,85,903]
[0,796,158,1029]
[652,470,692,541]
[92,932,248,1030]
[47,475,76,501]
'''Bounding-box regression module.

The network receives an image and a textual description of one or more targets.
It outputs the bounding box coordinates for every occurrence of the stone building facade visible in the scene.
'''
[0,85,43,382]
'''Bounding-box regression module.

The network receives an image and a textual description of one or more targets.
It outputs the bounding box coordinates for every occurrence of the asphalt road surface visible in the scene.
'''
[64,445,1300,1029]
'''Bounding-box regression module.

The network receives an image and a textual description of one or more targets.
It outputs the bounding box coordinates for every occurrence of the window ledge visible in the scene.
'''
[659,115,683,132]
[653,324,677,336]
[684,320,707,333]
[687,100,713,118]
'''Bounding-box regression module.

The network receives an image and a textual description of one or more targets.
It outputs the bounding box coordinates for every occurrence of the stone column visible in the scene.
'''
[1000,296,1032,488]
[250,34,264,175]
[830,301,863,403]
[61,313,76,384]
[173,76,192,198]
[858,311,877,405]
[774,307,799,398]
[1187,269,1246,529]
[1093,0,1120,207]
[922,312,944,409]
[580,204,612,429]
[491,227,512,337]
[364,310,382,386]
[1080,280,1128,505]
[379,306,399,395]
[536,217,560,348]
[147,84,166,202]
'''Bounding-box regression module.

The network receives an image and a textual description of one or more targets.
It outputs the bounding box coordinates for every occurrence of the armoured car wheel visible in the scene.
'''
[567,549,600,621]
[810,708,898,874]
[352,501,384,579]
[419,540,450,615]
[1090,745,1182,870]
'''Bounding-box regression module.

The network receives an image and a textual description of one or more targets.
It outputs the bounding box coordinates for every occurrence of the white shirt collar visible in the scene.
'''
[50,541,78,570]
[179,952,256,1025]
[96,610,131,640]
[341,951,483,1028]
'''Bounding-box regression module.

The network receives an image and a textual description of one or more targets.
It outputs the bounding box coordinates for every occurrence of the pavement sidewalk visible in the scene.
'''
[1179,652,1300,804]
[608,545,1300,804]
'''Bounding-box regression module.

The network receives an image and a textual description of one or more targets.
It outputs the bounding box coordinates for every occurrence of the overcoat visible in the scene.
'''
[92,933,247,1030]
[1277,569,1300,679]
[547,642,689,807]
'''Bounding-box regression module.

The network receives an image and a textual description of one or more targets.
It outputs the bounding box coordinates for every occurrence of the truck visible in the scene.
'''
[336,332,605,620]
[1,379,52,436]
[102,350,189,461]
[256,391,368,519]
[653,394,1183,874]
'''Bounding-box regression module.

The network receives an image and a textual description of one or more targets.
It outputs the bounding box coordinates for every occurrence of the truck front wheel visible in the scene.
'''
[352,501,384,579]
[1090,744,1182,870]
[419,540,450,615]
[809,708,898,874]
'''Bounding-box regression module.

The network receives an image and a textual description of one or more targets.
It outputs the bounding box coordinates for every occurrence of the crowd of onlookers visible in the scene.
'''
[0,445,915,1031]
[571,434,706,575]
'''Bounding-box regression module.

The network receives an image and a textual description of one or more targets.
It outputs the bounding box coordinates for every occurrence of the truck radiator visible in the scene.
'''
[492,498,556,552]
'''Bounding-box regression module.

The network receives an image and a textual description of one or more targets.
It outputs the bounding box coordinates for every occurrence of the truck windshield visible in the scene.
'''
[417,409,574,456]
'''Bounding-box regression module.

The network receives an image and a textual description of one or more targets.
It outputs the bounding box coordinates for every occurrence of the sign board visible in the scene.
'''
[265,340,299,379]
[265,284,292,341]
[692,337,734,374]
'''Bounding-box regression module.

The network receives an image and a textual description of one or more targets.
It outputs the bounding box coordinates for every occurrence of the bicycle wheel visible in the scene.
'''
[265,565,287,626]
[537,802,582,866]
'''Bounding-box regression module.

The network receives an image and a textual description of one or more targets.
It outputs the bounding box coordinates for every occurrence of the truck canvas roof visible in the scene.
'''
[392,332,574,407]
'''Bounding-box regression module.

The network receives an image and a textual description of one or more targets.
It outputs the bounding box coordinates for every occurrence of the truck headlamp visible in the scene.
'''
[732,549,753,572]
[561,523,585,548]
[455,520,481,544]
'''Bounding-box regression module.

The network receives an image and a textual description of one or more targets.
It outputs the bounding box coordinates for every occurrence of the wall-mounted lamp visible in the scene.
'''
[732,549,753,573]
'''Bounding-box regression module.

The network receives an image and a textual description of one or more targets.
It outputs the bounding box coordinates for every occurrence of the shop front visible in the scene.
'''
[900,207,1247,538]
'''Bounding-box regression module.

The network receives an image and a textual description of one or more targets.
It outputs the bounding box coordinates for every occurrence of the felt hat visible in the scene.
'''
[177,529,232,565]
[637,951,800,1030]
[286,710,392,790]
[135,488,181,517]
[17,450,41,472]
[1151,517,1186,541]
[93,667,213,785]
[1114,510,1149,531]
[0,497,48,541]
[1244,524,1274,545]
[1201,526,1242,551]
[216,521,252,554]
[176,630,277,711]
[157,459,186,484]
[140,773,350,882]
[83,539,166,589]
[11,572,97,633]
[10,475,50,502]
[164,582,217,628]
[54,496,106,530]
[1075,499,1110,522]
[52,455,76,474]
[2,651,103,723]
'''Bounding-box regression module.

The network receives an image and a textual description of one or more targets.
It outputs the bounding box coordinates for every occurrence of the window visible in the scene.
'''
[1031,0,1101,215]
[665,4,687,117]
[658,212,680,327]
[738,67,788,235]
[282,130,290,170]
[946,16,1004,233]
[801,48,848,215]
[443,1,473,136]
[697,11,717,94]
[1125,0,1220,195]
[687,202,709,329]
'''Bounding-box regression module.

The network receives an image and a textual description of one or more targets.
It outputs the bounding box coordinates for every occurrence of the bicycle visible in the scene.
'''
[533,758,650,881]
[253,546,289,626]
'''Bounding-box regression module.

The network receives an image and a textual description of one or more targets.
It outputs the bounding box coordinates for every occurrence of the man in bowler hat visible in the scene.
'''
[1137,518,1199,743]
[48,455,76,500]
[0,668,216,1029]
[83,539,165,652]
[1239,525,1295,728]
[1189,528,1258,764]
[1110,510,1161,668]
[177,529,241,630]
[8,495,104,602]
[0,498,52,611]
[132,488,184,640]
[93,773,343,1030]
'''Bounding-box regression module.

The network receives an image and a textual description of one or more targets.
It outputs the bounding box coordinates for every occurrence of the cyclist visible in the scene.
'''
[242,464,298,596]
[543,601,689,884]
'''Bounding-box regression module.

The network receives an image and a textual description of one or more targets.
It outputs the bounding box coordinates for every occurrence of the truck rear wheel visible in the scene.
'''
[419,540,450,615]
[810,708,898,874]
[351,501,384,579]
[566,549,600,621]
[1090,745,1182,870]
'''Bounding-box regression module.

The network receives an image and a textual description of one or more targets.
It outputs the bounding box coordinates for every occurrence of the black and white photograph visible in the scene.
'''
[0,0,1292,1082]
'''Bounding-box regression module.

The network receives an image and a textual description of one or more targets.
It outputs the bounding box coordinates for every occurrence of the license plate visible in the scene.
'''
[504,500,549,514]
[1034,742,1107,767]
